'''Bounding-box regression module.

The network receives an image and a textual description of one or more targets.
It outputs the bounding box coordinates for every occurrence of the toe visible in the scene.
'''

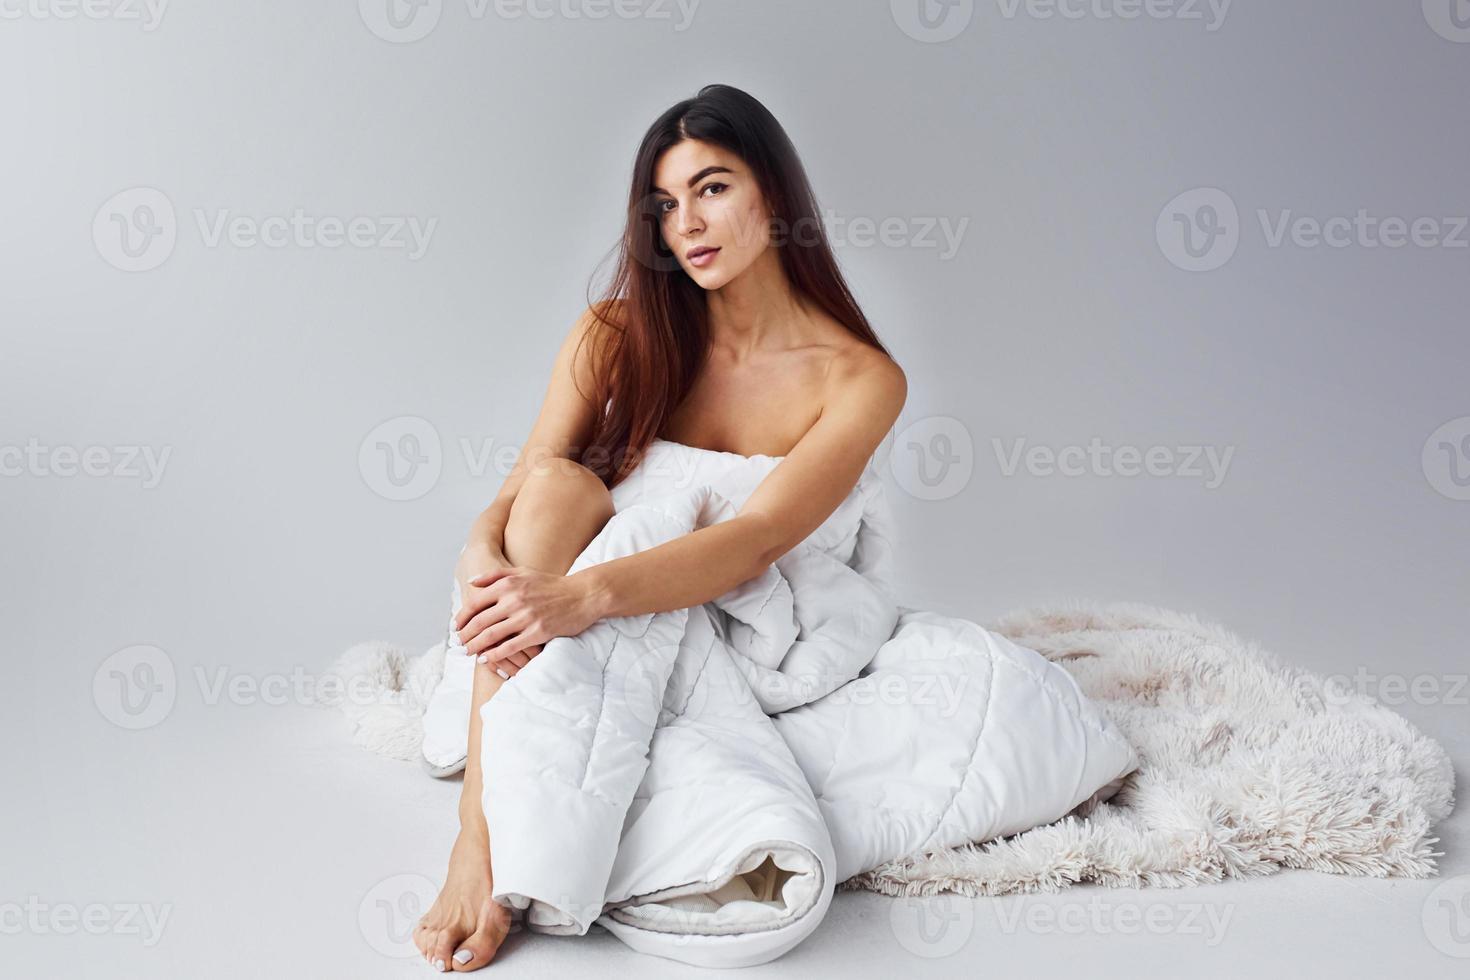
[450,923,510,971]
[431,929,463,973]
[450,902,512,971]
[424,928,445,968]
[412,922,433,961]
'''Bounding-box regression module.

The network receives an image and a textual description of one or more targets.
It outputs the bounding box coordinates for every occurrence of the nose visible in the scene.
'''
[673,198,704,239]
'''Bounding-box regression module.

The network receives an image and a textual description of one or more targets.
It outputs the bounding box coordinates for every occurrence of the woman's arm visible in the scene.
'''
[586,351,906,617]
[460,349,906,663]
[454,303,614,589]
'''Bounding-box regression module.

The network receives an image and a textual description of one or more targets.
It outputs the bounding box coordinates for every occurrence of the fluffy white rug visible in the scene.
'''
[327,639,446,762]
[329,601,1456,896]
[842,601,1456,896]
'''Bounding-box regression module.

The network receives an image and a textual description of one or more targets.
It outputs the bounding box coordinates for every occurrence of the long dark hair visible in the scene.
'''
[576,83,893,489]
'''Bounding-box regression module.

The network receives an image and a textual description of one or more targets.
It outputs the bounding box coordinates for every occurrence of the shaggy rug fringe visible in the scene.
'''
[840,600,1456,897]
[329,600,1456,898]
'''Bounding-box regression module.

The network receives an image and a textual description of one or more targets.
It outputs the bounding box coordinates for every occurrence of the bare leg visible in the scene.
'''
[415,460,614,972]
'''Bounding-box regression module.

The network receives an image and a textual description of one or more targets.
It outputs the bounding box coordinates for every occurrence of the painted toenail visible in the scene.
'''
[434,959,446,972]
[454,950,473,964]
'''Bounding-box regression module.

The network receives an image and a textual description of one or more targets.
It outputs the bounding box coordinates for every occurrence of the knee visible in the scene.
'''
[512,458,614,522]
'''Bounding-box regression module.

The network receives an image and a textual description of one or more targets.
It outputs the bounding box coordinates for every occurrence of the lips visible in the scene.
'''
[686,246,721,267]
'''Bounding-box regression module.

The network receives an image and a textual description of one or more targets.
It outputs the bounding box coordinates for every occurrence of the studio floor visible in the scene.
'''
[8,692,1465,979]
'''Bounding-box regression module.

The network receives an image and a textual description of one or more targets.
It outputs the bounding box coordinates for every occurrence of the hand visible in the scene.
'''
[454,547,535,677]
[452,566,602,666]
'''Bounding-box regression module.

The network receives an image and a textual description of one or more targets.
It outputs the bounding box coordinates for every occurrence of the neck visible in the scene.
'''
[704,247,810,359]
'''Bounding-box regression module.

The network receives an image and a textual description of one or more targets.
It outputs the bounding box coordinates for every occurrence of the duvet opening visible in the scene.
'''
[607,845,825,937]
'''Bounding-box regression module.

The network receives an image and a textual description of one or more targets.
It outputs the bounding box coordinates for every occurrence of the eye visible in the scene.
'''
[656,198,676,214]
[700,182,728,197]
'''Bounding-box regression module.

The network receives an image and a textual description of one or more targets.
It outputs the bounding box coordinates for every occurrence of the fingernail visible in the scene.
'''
[434,959,446,972]
[477,654,488,664]
[454,950,473,964]
[496,668,509,680]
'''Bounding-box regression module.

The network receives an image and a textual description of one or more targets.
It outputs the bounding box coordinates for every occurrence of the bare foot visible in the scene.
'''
[414,821,514,971]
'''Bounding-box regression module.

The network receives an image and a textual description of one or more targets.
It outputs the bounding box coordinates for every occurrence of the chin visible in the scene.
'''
[685,266,734,290]
[697,273,733,290]
[685,254,751,291]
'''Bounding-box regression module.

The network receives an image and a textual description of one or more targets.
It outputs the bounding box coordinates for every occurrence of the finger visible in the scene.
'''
[452,587,500,632]
[458,603,511,650]
[468,615,526,660]
[469,566,517,588]
[487,627,543,664]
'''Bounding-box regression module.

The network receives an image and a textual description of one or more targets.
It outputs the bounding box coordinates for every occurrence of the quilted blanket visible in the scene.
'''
[415,437,1139,967]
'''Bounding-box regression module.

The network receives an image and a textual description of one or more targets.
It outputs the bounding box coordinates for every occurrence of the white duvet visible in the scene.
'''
[418,437,1138,967]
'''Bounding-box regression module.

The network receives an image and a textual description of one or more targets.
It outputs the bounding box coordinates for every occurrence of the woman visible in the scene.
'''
[413,83,906,972]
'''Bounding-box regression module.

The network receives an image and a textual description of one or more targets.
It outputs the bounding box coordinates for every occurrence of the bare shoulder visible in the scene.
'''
[561,298,627,391]
[571,298,627,354]
[824,340,907,418]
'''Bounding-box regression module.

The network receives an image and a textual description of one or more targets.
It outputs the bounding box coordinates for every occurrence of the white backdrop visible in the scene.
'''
[3,3,1467,977]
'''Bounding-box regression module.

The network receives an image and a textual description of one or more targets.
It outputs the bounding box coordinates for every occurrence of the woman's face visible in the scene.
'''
[651,139,772,290]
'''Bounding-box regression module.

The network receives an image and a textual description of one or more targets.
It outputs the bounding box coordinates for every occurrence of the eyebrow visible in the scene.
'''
[653,166,734,196]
